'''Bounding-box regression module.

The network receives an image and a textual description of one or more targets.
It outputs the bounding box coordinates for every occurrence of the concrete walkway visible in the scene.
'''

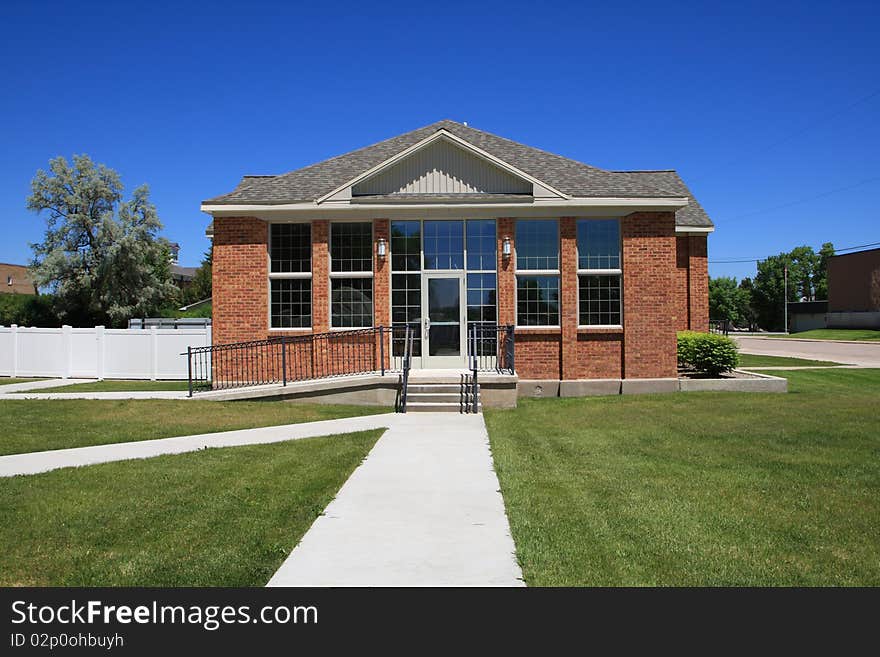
[267,412,523,587]
[0,378,97,394]
[735,336,880,367]
[0,414,394,477]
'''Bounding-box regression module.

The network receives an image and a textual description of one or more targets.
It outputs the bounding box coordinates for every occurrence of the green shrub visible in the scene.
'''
[0,294,59,327]
[677,331,739,376]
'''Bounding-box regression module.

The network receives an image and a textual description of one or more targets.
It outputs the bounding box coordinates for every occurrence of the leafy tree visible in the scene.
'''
[738,277,759,331]
[751,243,834,331]
[180,247,213,306]
[26,155,177,327]
[709,276,750,326]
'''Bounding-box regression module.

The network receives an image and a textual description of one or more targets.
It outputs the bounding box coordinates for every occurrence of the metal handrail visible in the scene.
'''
[184,326,389,396]
[397,324,415,412]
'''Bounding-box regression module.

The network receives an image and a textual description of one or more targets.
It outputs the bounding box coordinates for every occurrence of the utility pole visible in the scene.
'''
[783,265,789,334]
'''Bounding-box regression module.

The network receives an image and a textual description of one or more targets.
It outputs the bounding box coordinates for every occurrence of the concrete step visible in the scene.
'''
[407,384,479,394]
[407,392,465,404]
[406,401,482,413]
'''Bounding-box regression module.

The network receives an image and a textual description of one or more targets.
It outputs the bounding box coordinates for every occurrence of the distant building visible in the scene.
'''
[826,247,880,329]
[0,263,37,295]
[168,242,197,288]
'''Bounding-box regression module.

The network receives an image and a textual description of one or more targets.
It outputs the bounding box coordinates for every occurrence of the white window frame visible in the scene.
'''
[329,219,375,330]
[576,218,623,329]
[268,220,313,331]
[514,218,560,328]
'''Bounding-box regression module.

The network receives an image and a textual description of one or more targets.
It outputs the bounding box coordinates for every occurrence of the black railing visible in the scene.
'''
[467,323,515,374]
[185,326,391,396]
[395,324,416,413]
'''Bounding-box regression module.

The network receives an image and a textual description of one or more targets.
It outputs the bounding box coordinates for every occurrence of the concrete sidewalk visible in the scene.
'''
[267,412,524,587]
[0,379,97,394]
[0,414,394,477]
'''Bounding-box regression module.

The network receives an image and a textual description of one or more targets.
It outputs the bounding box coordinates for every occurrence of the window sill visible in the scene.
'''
[515,326,562,334]
[578,325,623,334]
[269,327,312,332]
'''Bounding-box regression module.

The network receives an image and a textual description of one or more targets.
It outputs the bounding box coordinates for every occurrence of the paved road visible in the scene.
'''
[735,336,880,367]
[267,412,524,587]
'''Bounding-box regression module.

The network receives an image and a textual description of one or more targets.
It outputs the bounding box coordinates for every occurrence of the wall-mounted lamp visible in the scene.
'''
[502,236,512,258]
[377,237,387,258]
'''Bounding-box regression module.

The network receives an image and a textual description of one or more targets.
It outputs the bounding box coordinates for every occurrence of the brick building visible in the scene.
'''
[0,263,37,295]
[202,121,712,394]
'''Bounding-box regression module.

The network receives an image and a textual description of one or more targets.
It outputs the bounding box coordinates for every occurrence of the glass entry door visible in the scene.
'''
[423,273,466,367]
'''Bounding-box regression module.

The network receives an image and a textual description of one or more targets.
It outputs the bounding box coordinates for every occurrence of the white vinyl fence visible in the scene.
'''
[0,325,212,380]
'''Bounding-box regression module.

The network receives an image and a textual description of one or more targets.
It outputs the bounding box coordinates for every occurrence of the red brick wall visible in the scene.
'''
[574,330,623,378]
[515,330,561,379]
[622,212,678,378]
[374,219,391,369]
[674,236,690,331]
[212,217,268,345]
[497,217,515,325]
[312,220,330,333]
[560,217,579,379]
[688,235,709,332]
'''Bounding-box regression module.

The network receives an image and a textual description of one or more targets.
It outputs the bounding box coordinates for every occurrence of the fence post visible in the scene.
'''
[62,325,72,379]
[186,346,193,398]
[281,335,287,387]
[11,324,18,378]
[379,326,385,376]
[95,325,105,380]
[150,325,158,381]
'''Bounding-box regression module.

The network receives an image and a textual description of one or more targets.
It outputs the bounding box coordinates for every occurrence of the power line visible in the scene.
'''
[708,240,880,264]
[690,86,880,183]
[718,176,880,222]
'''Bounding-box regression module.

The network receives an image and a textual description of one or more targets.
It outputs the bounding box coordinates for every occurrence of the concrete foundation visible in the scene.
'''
[679,371,787,393]
[559,379,622,397]
[621,378,680,395]
[517,379,561,398]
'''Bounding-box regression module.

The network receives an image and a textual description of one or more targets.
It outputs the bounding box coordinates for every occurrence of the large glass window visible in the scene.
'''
[516,275,560,326]
[330,221,373,327]
[515,220,558,270]
[466,220,496,270]
[331,278,373,328]
[577,219,622,326]
[270,223,311,273]
[577,219,620,269]
[578,275,621,326]
[331,222,372,272]
[270,279,311,328]
[270,223,311,328]
[391,220,421,271]
[423,220,464,269]
[515,219,559,325]
[467,273,497,324]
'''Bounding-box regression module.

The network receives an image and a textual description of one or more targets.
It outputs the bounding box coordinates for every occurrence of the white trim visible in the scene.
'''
[577,269,622,275]
[268,271,312,279]
[314,129,570,204]
[329,270,374,278]
[202,196,689,215]
[675,225,714,234]
[578,325,623,330]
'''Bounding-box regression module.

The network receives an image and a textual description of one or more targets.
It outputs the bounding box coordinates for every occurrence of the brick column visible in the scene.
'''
[688,235,709,332]
[312,220,330,333]
[560,217,579,379]
[212,217,268,345]
[621,212,678,378]
[497,218,515,325]
[373,218,391,370]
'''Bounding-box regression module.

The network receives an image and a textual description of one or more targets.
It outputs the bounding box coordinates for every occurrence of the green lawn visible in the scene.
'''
[0,430,382,586]
[0,399,389,456]
[737,353,842,367]
[0,378,43,386]
[485,369,880,586]
[772,329,880,341]
[38,379,192,393]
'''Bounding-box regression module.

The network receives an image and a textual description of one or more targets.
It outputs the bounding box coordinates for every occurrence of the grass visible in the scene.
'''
[0,377,43,386]
[36,379,192,393]
[0,429,382,586]
[737,353,842,367]
[0,399,389,456]
[770,329,880,341]
[485,369,880,586]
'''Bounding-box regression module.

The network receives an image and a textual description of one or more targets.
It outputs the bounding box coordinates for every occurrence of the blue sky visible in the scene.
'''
[1,0,878,281]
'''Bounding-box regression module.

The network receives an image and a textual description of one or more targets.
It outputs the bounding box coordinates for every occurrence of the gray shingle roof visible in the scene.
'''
[204,120,712,227]
[611,170,713,227]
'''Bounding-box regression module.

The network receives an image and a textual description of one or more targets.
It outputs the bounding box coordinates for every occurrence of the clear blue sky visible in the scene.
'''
[1,0,878,281]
